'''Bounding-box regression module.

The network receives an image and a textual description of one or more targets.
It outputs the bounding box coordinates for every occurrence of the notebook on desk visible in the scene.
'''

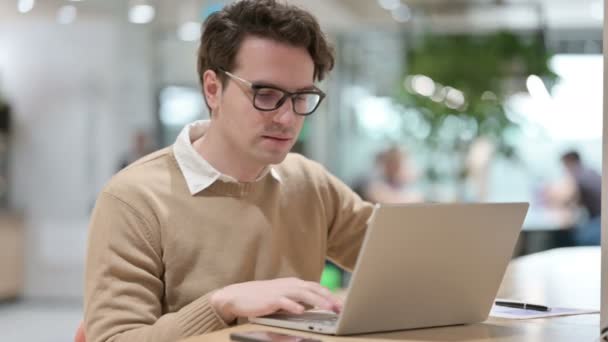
[251,202,529,335]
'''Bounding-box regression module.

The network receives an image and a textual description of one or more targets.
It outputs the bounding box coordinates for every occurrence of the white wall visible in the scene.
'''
[0,18,156,298]
[158,38,199,86]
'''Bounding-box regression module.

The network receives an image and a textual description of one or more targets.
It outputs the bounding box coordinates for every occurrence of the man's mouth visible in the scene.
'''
[262,135,292,141]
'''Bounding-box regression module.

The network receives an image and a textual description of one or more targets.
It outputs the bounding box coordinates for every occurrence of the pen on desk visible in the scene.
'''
[494,300,550,312]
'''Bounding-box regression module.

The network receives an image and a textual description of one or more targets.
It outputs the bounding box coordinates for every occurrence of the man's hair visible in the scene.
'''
[197,0,335,108]
[561,150,581,164]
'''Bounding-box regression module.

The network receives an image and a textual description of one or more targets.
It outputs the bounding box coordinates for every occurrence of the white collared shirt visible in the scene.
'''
[172,120,282,195]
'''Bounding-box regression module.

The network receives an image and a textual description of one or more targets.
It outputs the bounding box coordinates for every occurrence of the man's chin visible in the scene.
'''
[257,150,290,166]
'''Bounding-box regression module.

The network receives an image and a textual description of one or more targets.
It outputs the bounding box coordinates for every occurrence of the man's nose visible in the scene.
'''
[273,97,298,126]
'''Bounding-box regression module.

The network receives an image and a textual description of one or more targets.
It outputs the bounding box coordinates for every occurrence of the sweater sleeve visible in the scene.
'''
[84,192,228,342]
[322,170,375,272]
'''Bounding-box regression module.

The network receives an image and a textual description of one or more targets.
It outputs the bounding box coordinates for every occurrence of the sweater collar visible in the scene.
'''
[172,120,282,195]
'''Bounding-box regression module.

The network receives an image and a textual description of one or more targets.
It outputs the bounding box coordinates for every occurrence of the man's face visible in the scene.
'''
[206,36,314,167]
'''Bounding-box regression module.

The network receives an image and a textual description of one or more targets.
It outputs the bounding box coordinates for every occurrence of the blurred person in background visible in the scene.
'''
[364,146,424,203]
[543,150,601,246]
[82,1,373,341]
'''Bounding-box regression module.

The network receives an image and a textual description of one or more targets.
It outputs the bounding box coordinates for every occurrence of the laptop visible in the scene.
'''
[251,202,529,335]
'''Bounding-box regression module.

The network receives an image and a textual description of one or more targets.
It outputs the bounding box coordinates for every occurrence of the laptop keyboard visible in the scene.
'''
[265,312,339,326]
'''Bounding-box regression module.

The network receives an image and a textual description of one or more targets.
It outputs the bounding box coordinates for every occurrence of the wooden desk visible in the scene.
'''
[182,247,600,342]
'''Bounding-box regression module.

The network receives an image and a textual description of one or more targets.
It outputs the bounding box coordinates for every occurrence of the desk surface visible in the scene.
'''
[181,247,600,342]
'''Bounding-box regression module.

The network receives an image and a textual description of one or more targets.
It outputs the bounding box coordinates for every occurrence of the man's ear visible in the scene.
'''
[203,70,223,113]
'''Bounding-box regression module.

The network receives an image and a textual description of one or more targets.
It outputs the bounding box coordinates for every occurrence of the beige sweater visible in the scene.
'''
[84,148,373,342]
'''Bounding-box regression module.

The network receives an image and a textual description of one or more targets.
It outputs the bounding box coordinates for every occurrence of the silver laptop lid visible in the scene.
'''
[336,202,528,335]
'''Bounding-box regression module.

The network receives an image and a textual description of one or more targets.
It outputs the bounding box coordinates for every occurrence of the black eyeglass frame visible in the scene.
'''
[219,68,326,116]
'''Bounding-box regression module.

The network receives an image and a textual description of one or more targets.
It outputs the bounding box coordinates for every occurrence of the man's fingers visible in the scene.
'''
[303,282,332,297]
[303,282,343,312]
[276,297,305,315]
[288,289,336,311]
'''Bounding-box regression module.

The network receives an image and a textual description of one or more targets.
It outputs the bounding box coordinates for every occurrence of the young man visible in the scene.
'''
[83,1,373,341]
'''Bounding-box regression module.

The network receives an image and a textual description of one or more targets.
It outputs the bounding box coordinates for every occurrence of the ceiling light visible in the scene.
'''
[377,0,401,11]
[129,4,155,24]
[178,21,201,42]
[57,5,77,24]
[430,85,448,102]
[445,88,466,110]
[391,4,412,23]
[411,75,435,97]
[17,0,35,14]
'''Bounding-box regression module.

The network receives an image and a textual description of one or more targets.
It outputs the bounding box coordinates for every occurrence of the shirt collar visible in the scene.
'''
[172,120,282,195]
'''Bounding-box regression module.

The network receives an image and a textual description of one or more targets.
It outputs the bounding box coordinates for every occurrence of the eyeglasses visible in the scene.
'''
[219,69,326,116]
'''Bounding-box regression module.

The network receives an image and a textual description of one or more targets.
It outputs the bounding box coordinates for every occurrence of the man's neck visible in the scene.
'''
[194,123,265,182]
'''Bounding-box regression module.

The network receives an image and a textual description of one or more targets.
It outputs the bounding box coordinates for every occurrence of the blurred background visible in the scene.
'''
[0,0,603,340]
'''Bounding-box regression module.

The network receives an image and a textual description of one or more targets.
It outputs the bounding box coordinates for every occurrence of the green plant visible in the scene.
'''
[398,31,557,194]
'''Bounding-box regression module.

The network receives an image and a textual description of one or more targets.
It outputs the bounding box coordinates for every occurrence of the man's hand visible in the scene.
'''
[210,277,342,324]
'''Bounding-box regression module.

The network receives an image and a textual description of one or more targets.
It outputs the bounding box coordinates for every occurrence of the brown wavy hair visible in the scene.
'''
[197,0,335,105]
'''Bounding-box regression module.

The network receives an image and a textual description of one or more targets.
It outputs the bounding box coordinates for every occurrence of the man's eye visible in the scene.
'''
[257,90,281,98]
